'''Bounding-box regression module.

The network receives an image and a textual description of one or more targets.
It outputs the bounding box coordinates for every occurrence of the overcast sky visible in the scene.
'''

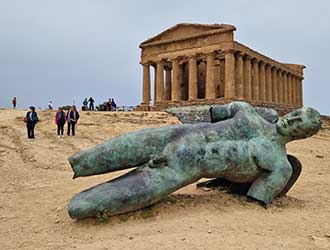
[0,0,329,114]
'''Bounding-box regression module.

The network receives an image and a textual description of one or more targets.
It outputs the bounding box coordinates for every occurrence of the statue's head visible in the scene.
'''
[276,107,321,140]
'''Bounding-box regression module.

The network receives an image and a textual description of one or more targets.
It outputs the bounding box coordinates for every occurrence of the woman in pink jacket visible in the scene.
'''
[55,107,67,138]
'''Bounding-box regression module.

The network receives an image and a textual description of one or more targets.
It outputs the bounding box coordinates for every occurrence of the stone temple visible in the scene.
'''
[136,23,305,113]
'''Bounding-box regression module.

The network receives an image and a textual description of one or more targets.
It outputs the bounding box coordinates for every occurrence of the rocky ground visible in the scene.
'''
[1,109,330,250]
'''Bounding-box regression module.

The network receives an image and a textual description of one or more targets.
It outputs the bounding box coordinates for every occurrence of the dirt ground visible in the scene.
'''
[1,109,330,250]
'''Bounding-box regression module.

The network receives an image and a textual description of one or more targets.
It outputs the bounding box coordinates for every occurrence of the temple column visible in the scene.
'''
[292,76,297,106]
[277,70,283,104]
[235,53,244,99]
[153,65,157,102]
[251,59,259,101]
[288,74,293,105]
[171,58,181,102]
[298,78,303,107]
[224,50,235,98]
[205,52,216,99]
[283,72,288,105]
[271,67,278,103]
[266,64,272,102]
[165,65,172,101]
[243,55,252,100]
[259,61,266,101]
[156,60,165,101]
[188,55,198,101]
[142,64,151,104]
[295,77,300,106]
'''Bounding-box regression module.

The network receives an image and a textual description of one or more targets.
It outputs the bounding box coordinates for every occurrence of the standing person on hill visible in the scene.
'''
[83,98,88,111]
[12,97,17,109]
[88,97,95,111]
[48,101,53,110]
[67,106,80,136]
[25,106,39,139]
[111,98,117,111]
[55,107,66,138]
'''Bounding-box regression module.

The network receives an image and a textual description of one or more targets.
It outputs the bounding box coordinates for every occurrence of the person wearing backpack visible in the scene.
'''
[25,106,39,139]
[66,105,80,136]
[55,107,66,138]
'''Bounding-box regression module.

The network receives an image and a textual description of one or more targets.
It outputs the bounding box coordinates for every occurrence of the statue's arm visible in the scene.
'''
[247,154,292,204]
[254,107,279,123]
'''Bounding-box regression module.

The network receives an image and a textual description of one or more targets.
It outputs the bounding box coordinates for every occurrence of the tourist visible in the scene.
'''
[66,105,80,136]
[88,97,95,111]
[83,98,88,111]
[48,101,53,110]
[106,98,112,111]
[55,107,66,138]
[12,97,16,109]
[25,106,39,139]
[111,98,117,111]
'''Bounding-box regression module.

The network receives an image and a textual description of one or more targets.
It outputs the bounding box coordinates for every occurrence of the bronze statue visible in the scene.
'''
[67,101,321,219]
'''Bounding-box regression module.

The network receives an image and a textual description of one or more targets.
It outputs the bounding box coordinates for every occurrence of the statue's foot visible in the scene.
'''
[68,164,190,219]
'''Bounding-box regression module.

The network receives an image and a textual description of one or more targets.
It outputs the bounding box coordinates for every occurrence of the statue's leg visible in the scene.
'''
[69,125,185,178]
[68,164,193,219]
[277,154,302,197]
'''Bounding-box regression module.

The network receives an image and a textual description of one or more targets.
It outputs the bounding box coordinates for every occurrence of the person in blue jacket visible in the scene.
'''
[25,106,39,139]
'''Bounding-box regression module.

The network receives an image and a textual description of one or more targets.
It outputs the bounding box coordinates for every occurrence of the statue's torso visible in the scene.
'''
[163,110,285,183]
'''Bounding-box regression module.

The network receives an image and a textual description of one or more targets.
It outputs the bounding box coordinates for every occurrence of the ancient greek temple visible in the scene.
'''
[136,23,305,112]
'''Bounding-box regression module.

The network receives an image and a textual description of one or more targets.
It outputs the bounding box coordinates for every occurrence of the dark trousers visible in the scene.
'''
[57,123,65,135]
[27,122,36,139]
[67,122,76,136]
[89,103,94,111]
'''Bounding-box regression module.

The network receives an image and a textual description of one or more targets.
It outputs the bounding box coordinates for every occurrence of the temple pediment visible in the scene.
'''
[140,23,236,48]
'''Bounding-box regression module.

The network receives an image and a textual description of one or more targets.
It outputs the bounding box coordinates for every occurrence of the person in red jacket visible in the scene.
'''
[55,107,66,138]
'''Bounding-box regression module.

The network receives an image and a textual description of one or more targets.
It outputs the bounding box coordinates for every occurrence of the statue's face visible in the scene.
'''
[276,107,321,139]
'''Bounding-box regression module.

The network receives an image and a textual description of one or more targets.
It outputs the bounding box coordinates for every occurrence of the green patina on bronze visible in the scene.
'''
[67,101,321,219]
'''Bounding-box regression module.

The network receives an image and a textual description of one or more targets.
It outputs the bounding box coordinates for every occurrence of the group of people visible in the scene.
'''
[24,106,80,139]
[97,98,117,111]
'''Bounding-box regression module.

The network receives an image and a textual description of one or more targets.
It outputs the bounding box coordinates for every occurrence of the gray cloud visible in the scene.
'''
[0,0,329,114]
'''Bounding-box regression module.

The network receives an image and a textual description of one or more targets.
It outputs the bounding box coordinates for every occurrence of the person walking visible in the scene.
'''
[88,97,95,111]
[67,106,80,136]
[12,97,17,109]
[25,106,39,139]
[55,107,66,138]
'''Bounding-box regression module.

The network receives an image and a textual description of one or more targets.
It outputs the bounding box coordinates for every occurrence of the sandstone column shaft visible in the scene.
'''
[283,72,288,104]
[153,65,157,102]
[165,67,172,101]
[278,70,283,104]
[235,53,244,98]
[259,62,266,101]
[188,56,198,101]
[225,50,235,98]
[271,67,278,103]
[142,64,151,104]
[251,59,259,101]
[292,76,297,106]
[295,77,299,106]
[171,59,181,101]
[156,61,165,101]
[298,78,303,107]
[288,74,293,105]
[206,52,216,99]
[266,64,272,102]
[243,56,252,100]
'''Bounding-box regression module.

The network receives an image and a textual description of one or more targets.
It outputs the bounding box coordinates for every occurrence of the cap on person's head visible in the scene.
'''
[29,106,35,111]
